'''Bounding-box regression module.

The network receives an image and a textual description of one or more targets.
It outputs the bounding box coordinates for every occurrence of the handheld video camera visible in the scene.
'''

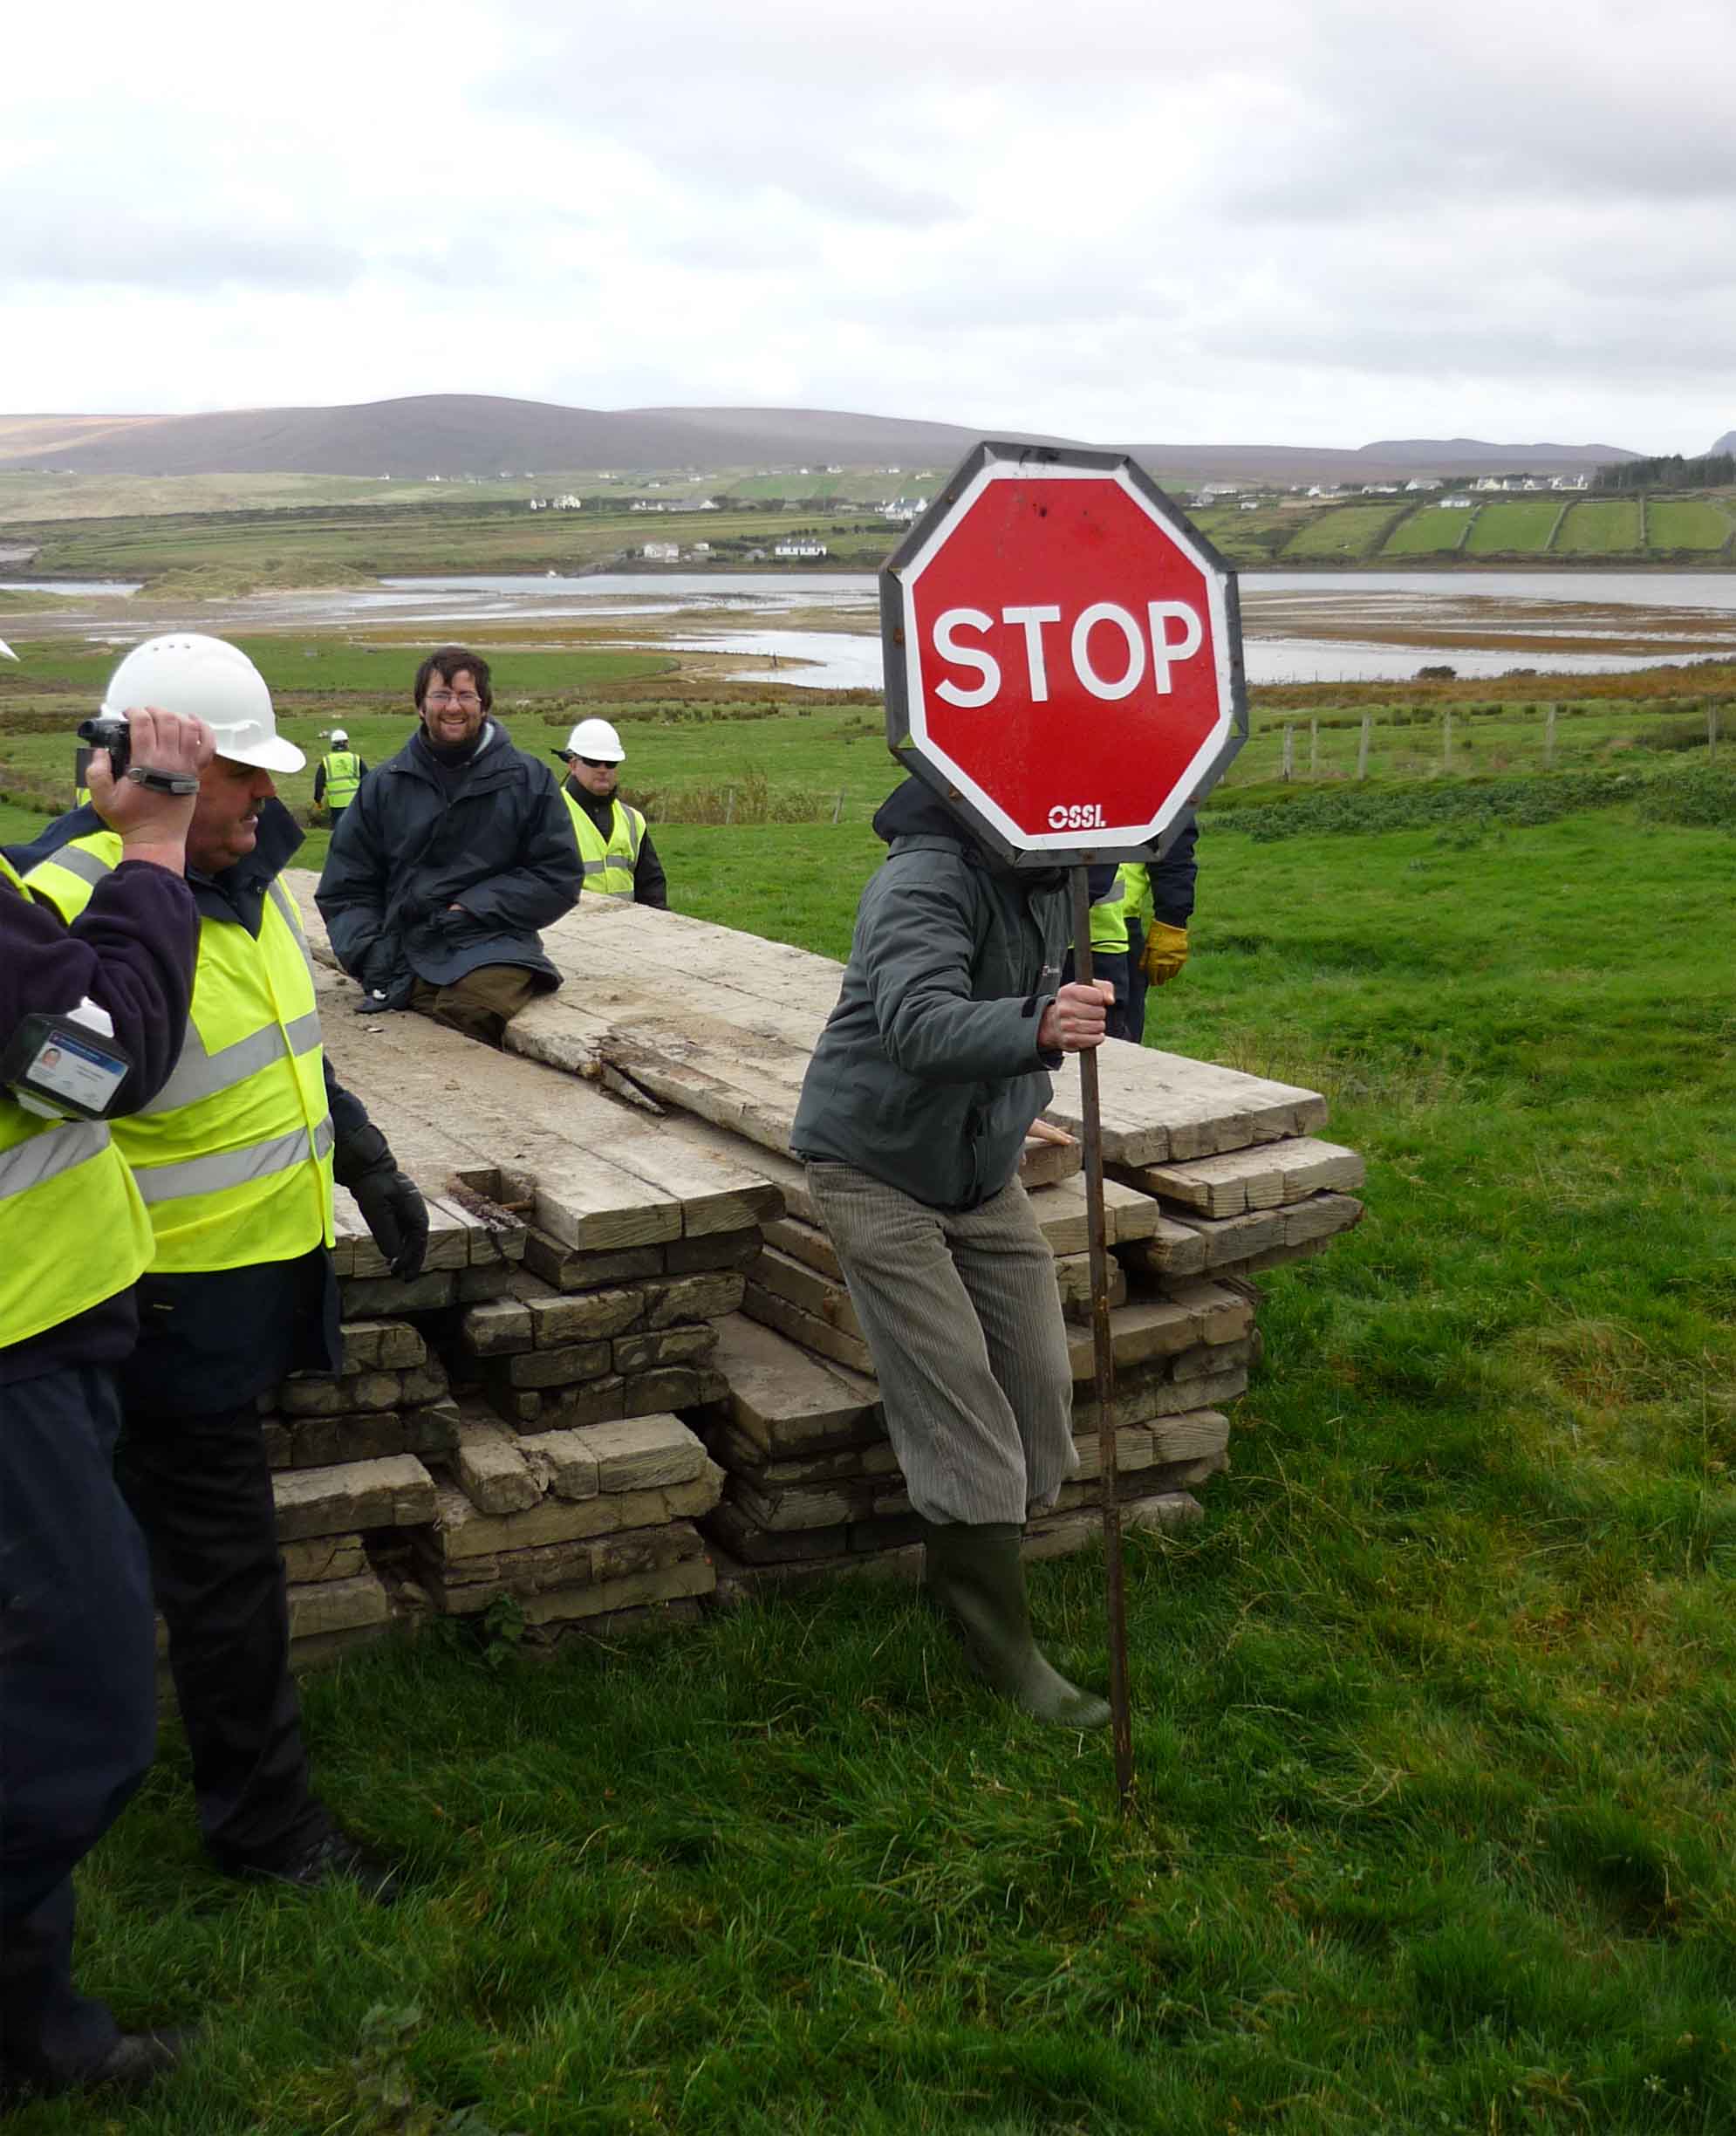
[77,715,132,779]
[73,715,199,795]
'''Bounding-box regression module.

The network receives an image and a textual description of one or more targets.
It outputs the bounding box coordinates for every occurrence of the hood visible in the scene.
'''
[871,777,1075,893]
[871,777,970,848]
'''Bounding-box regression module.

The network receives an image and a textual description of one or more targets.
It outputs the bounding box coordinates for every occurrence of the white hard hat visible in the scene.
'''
[559,716,625,763]
[101,634,304,775]
[330,729,349,745]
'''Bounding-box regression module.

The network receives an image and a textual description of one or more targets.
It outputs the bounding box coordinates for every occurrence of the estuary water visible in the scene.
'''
[11,567,1736,687]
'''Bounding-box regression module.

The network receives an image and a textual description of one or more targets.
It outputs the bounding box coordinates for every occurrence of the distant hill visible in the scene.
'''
[0,393,1642,485]
[1711,431,1736,456]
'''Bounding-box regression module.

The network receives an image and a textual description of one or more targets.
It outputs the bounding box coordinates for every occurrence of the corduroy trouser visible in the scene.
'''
[0,1365,155,2087]
[803,1162,1077,1526]
[410,966,539,1046]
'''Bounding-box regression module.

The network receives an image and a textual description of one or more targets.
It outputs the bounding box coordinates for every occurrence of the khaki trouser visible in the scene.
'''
[803,1160,1078,1527]
[410,967,539,1046]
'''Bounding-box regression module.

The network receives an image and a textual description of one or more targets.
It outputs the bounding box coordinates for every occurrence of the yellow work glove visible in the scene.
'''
[1141,921,1189,985]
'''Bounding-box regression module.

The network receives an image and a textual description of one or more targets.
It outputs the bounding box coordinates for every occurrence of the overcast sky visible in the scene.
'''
[6,0,1732,454]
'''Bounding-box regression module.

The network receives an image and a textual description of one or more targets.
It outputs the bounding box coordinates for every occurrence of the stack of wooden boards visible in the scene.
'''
[272,872,1364,1653]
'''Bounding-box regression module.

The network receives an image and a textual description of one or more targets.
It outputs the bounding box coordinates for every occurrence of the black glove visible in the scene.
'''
[333,1120,428,1279]
[351,1166,428,1279]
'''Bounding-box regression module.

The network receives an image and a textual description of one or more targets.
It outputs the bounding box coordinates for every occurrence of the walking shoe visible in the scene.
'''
[240,1826,402,1905]
[919,1519,1111,1729]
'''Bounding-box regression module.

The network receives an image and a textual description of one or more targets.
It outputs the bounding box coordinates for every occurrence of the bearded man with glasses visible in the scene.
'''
[318,646,582,1044]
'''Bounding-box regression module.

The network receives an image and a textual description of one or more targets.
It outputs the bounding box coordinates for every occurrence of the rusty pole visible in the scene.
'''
[1070,866,1135,1810]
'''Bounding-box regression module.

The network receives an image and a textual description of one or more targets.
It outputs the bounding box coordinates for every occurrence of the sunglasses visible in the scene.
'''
[573,756,618,769]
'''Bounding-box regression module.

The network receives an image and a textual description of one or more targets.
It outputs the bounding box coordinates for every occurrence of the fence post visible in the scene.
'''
[1709,702,1720,761]
[724,786,735,825]
[1545,704,1556,767]
[1443,709,1453,771]
[1281,725,1295,782]
[831,787,844,825]
[1309,718,1319,777]
[1357,711,1371,781]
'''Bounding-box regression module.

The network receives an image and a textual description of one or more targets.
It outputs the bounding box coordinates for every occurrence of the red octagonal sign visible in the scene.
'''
[883,442,1247,862]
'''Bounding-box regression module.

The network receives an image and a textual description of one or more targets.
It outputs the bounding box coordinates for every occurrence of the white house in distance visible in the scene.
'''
[773,537,829,559]
[1405,477,1442,492]
[1439,495,1475,509]
[641,541,680,562]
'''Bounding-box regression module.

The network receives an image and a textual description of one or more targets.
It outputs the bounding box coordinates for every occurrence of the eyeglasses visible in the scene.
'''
[425,689,482,709]
[575,756,617,770]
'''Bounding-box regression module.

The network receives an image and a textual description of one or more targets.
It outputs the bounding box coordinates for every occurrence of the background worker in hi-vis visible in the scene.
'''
[555,717,667,907]
[1,702,209,2104]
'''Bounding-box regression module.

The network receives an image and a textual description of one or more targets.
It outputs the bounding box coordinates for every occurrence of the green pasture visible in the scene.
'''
[1378,505,1472,556]
[9,773,1733,2134]
[1281,505,1401,560]
[1556,500,1643,557]
[14,498,899,593]
[1463,501,1562,556]
[1647,499,1733,552]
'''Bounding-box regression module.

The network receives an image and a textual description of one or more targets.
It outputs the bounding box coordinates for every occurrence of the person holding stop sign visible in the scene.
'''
[791,778,1117,1729]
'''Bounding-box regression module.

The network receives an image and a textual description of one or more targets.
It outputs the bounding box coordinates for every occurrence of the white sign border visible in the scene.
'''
[894,458,1236,852]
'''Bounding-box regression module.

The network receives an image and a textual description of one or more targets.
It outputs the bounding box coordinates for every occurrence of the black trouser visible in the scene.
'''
[115,1398,328,1874]
[0,1365,155,2086]
[1123,918,1150,1047]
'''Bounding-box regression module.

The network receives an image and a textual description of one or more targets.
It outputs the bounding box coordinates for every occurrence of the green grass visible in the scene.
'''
[14,791,1733,2134]
[1647,500,1733,552]
[1464,501,1562,556]
[1556,501,1643,556]
[1380,506,1473,556]
[1281,505,1404,560]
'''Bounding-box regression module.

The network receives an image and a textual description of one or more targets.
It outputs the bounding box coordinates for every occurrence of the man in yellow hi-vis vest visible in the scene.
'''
[555,717,667,907]
[23,635,427,1907]
[2,706,208,2103]
[311,729,366,818]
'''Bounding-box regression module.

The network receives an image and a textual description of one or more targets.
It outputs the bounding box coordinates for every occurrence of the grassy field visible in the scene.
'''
[1379,507,1471,557]
[3,640,1731,842]
[7,758,1733,2135]
[1556,502,1643,558]
[1647,501,1733,553]
[1463,502,1562,557]
[1281,507,1403,561]
[8,482,1736,592]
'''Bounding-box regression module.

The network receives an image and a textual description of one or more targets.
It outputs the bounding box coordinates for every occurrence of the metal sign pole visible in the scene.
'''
[1070,866,1135,1811]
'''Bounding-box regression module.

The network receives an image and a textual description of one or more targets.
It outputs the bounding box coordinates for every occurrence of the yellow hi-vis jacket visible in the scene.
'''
[1088,871,1129,955]
[562,788,646,900]
[1117,863,1153,930]
[319,750,363,811]
[25,835,335,1276]
[0,852,156,1343]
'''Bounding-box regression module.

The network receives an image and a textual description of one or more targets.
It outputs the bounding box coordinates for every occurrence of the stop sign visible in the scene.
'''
[882,442,1247,862]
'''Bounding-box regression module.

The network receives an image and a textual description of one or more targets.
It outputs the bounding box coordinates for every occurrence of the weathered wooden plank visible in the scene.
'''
[739,1283,878,1378]
[749,1244,863,1341]
[1113,1137,1365,1218]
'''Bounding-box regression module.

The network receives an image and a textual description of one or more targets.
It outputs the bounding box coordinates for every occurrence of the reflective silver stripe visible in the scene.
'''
[0,1118,110,1202]
[267,879,317,980]
[579,858,611,877]
[41,844,113,889]
[139,1007,323,1116]
[134,1112,333,1206]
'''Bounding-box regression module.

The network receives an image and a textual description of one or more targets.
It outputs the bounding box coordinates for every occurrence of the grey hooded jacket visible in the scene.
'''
[318,718,582,1003]
[790,780,1069,1211]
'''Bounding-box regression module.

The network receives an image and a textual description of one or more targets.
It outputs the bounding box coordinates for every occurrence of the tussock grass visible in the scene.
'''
[10,729,1736,2134]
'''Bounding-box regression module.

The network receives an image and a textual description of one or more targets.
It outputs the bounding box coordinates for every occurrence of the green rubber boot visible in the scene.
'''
[920,1520,1111,1729]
